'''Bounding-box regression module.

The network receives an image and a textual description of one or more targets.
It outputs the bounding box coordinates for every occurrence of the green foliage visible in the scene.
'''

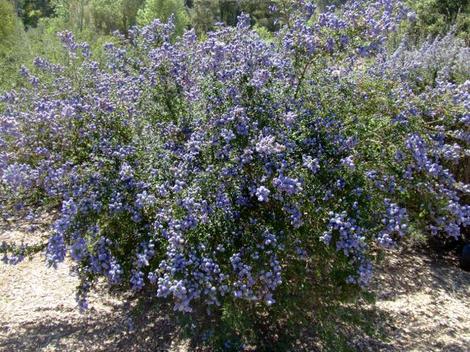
[137,0,188,34]
[189,0,277,34]
[239,0,276,32]
[190,0,219,33]
[45,0,145,35]
[0,0,17,43]
[0,0,27,89]
[90,0,125,33]
[89,0,145,33]
[47,0,93,33]
[12,0,54,28]
[121,0,146,29]
[218,0,238,27]
[253,23,273,41]
[405,0,470,42]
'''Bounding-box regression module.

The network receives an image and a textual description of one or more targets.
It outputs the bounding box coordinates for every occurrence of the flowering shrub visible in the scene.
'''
[378,31,470,89]
[1,0,469,348]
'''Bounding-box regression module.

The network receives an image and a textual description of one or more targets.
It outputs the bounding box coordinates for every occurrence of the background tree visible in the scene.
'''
[137,0,189,34]
[218,0,238,27]
[46,0,93,33]
[121,0,146,30]
[190,0,219,33]
[89,0,125,33]
[0,0,18,42]
[16,0,54,27]
[405,0,470,43]
[88,0,145,34]
[0,0,27,89]
[239,0,276,32]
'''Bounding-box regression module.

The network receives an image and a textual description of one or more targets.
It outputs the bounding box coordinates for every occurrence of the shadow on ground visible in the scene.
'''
[1,244,468,352]
[0,299,183,352]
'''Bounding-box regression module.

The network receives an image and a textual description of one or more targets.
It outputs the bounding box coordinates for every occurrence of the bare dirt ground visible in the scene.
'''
[0,218,187,352]
[361,250,470,352]
[1,220,469,352]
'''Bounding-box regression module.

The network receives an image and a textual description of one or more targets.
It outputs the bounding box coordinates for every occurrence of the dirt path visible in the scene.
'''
[1,223,469,351]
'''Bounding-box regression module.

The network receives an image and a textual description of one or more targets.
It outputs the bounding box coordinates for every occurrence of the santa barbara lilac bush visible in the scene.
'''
[0,0,469,347]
